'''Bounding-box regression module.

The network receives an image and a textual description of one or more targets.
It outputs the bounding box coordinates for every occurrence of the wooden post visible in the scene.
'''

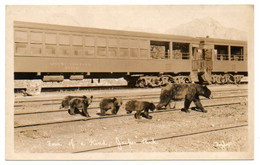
[228,45,231,61]
[169,41,172,59]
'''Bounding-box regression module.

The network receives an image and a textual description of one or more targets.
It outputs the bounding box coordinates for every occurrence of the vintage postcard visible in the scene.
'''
[5,5,254,160]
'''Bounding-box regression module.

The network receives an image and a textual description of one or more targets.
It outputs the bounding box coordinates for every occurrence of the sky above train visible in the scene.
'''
[6,5,253,37]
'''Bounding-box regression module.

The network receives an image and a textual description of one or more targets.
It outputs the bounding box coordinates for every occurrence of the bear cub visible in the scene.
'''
[60,95,89,109]
[125,100,155,119]
[68,96,93,117]
[99,97,123,116]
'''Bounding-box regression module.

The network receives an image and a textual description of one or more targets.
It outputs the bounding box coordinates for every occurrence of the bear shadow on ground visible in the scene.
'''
[190,107,207,112]
[96,112,116,116]
[67,109,85,116]
[140,112,153,119]
[155,107,177,111]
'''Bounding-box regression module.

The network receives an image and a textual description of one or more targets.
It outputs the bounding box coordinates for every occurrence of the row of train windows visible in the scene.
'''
[214,45,245,61]
[14,30,149,49]
[15,43,149,57]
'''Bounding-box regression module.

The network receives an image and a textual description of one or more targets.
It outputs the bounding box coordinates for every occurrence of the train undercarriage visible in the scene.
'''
[128,72,246,88]
[14,69,247,95]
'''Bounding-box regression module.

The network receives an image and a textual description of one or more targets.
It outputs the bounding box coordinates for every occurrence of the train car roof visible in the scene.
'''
[14,21,200,43]
[198,37,247,46]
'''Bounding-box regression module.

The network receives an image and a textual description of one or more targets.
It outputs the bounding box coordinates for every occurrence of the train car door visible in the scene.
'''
[203,49,213,73]
[191,47,213,83]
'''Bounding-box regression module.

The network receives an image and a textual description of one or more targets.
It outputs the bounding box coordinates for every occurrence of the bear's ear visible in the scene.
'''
[83,95,87,99]
[113,97,117,101]
[90,96,93,99]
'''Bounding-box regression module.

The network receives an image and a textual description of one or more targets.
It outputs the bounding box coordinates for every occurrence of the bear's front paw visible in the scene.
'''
[134,113,142,119]
[191,107,197,111]
[181,108,190,113]
[82,112,90,117]
[68,110,75,115]
[202,110,207,113]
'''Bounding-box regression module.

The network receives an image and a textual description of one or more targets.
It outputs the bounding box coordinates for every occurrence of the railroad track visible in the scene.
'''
[14,88,247,105]
[14,87,248,153]
[73,123,248,153]
[14,94,247,115]
[14,95,247,129]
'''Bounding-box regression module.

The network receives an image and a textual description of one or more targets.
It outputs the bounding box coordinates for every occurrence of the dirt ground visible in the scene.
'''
[14,102,248,153]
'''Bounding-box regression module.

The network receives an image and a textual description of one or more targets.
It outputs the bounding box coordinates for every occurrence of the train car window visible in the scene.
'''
[119,48,129,57]
[139,40,149,58]
[108,47,117,57]
[71,35,83,56]
[73,46,84,56]
[15,43,28,55]
[59,45,71,56]
[45,33,57,44]
[30,44,42,55]
[85,46,95,56]
[108,38,118,57]
[84,36,95,56]
[30,32,43,43]
[130,48,139,57]
[72,35,83,46]
[172,42,190,60]
[59,34,70,45]
[150,41,169,59]
[96,37,107,57]
[140,49,148,58]
[118,38,129,57]
[129,39,139,57]
[85,36,95,46]
[214,45,228,61]
[45,33,57,56]
[45,45,56,55]
[15,30,28,43]
[231,46,244,61]
[97,47,106,56]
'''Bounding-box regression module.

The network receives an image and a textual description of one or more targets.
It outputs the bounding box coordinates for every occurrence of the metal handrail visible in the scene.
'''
[216,54,229,61]
[231,54,244,61]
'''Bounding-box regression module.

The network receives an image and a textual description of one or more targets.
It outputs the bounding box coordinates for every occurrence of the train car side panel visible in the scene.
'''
[14,56,192,73]
[212,61,247,73]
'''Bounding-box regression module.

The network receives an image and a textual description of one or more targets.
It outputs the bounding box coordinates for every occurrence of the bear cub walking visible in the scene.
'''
[60,95,88,109]
[99,97,123,116]
[125,100,155,119]
[68,96,93,117]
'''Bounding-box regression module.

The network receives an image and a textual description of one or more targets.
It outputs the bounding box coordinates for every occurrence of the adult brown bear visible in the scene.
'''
[125,100,155,119]
[156,83,212,113]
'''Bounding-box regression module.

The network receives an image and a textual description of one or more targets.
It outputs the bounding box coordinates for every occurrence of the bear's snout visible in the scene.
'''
[208,95,213,99]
